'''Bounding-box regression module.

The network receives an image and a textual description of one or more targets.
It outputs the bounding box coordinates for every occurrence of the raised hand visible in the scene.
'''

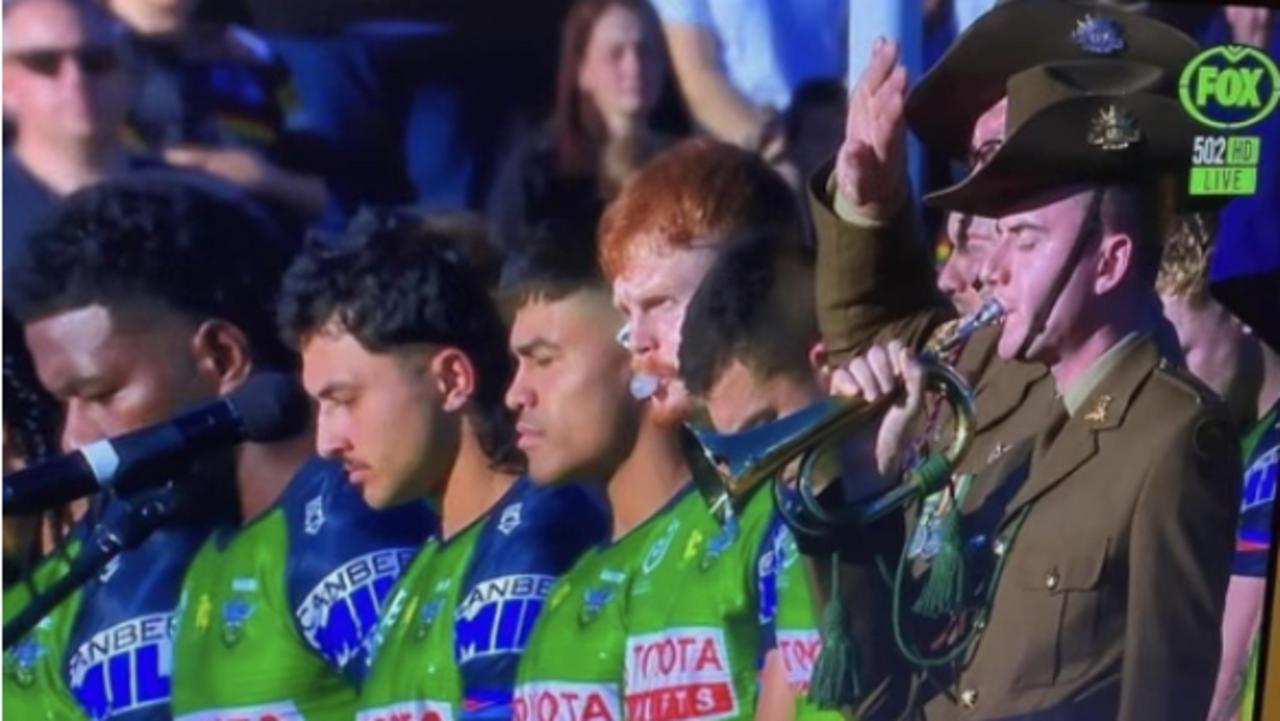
[834,37,909,220]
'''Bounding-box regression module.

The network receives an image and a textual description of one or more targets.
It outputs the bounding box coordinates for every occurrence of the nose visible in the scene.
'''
[979,238,1012,291]
[60,399,102,453]
[58,55,87,89]
[621,46,642,81]
[627,314,659,357]
[314,410,351,461]
[505,369,535,413]
[937,252,967,299]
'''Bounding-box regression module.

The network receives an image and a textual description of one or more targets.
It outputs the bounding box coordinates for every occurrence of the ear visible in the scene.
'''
[808,339,832,389]
[429,348,478,413]
[190,320,254,395]
[1094,232,1133,296]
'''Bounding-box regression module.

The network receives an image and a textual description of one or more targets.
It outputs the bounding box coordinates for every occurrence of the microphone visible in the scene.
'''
[3,372,310,515]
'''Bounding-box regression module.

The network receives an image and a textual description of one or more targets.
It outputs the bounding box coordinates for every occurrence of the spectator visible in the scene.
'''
[103,0,330,223]
[488,0,681,252]
[2,0,135,266]
[783,78,846,194]
[652,0,846,181]
[1157,214,1264,429]
[1,311,65,588]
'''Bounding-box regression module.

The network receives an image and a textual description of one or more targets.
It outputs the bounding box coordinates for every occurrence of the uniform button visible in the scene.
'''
[993,538,1008,557]
[974,616,987,631]
[960,688,978,709]
[1045,570,1060,590]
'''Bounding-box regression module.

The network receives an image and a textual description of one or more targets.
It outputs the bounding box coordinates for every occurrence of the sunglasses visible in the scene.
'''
[7,46,120,78]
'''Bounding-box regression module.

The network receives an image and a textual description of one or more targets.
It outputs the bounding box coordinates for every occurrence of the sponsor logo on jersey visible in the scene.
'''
[356,699,454,721]
[498,502,524,535]
[296,547,417,669]
[755,523,797,625]
[304,495,326,535]
[68,612,173,718]
[99,555,122,583]
[174,700,302,721]
[775,629,822,693]
[641,520,680,575]
[513,681,622,721]
[456,574,555,662]
[624,628,738,721]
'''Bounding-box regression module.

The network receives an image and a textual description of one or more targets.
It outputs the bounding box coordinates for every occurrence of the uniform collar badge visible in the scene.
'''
[1084,394,1114,424]
[987,442,1011,465]
[1088,105,1142,151]
[1072,13,1126,55]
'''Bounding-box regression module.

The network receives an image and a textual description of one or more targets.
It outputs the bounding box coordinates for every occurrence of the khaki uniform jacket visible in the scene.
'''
[919,336,1239,721]
[810,179,1240,721]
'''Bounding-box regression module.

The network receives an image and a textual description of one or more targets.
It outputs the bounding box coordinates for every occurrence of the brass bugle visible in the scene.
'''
[684,300,1004,525]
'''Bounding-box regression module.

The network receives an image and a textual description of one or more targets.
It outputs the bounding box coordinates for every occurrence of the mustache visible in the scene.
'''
[631,357,678,380]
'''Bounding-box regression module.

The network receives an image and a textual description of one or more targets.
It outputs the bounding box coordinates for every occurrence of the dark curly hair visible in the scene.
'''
[498,218,605,313]
[278,210,519,470]
[5,173,298,370]
[3,311,70,588]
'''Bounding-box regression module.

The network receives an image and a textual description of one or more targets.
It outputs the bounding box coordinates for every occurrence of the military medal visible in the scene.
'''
[221,597,256,648]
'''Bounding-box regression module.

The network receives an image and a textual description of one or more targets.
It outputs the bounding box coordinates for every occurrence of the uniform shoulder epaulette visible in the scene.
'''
[1149,357,1217,407]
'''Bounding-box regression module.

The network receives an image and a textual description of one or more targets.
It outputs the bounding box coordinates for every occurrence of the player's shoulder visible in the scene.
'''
[496,477,609,537]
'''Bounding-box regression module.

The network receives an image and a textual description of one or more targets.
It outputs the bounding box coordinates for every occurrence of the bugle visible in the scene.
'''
[683,300,1004,531]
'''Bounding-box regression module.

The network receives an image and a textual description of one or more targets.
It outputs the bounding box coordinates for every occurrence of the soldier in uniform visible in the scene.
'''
[818,64,1243,721]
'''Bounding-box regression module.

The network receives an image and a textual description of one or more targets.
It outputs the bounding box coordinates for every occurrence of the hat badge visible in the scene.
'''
[1072,14,1126,55]
[1088,105,1142,151]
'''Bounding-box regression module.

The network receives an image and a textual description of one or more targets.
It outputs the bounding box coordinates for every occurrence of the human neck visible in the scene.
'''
[235,432,315,523]
[438,417,516,539]
[600,107,644,142]
[606,420,690,540]
[1048,293,1149,391]
[14,136,126,195]
[1258,344,1280,418]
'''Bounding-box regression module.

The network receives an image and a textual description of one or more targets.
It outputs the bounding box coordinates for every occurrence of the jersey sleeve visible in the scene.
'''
[283,459,438,684]
[755,514,788,655]
[455,481,610,720]
[1232,412,1278,578]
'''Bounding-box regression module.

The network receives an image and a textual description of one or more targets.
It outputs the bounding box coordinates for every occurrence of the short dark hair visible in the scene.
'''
[498,218,606,313]
[278,211,517,468]
[6,174,298,370]
[679,232,818,396]
[1099,182,1163,287]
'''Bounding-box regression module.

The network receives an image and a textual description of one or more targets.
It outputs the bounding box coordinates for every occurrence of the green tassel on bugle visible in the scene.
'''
[808,559,862,709]
[912,472,971,619]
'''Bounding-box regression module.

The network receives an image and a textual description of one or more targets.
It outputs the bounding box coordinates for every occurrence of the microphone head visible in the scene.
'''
[226,372,311,442]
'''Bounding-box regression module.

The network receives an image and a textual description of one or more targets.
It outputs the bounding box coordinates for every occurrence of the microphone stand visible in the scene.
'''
[3,486,178,650]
